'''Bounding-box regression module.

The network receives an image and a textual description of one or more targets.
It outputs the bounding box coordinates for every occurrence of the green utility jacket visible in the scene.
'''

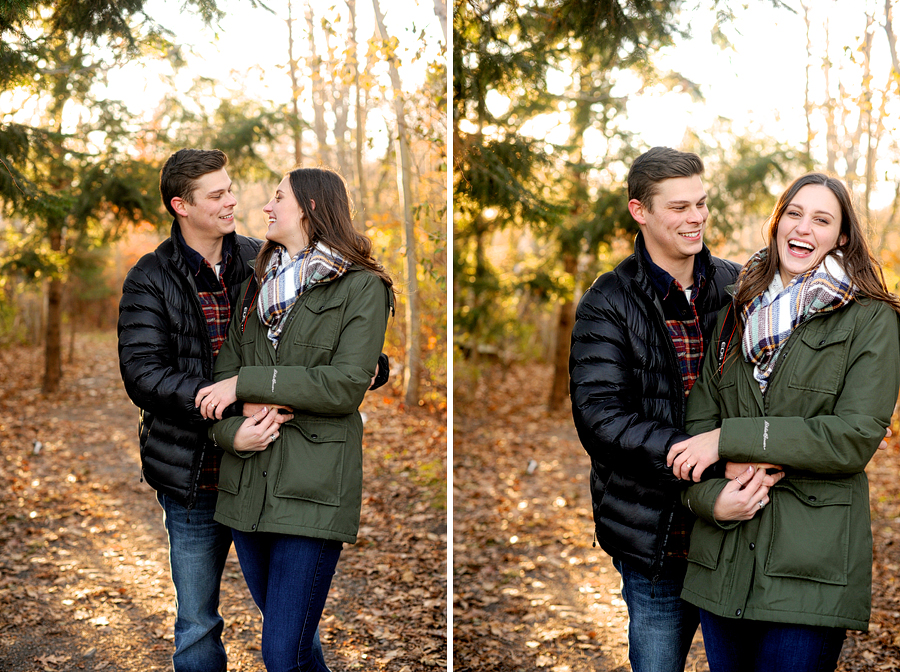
[682,296,900,631]
[210,268,391,544]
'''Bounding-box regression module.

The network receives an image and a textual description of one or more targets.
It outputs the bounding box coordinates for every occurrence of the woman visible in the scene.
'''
[193,167,393,672]
[666,173,900,671]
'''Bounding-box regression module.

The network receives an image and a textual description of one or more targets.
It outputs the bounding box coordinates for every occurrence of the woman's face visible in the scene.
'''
[775,184,846,285]
[262,176,309,257]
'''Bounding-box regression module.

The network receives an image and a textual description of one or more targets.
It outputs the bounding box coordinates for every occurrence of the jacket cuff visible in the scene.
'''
[209,416,253,457]
[682,479,741,529]
[719,417,767,463]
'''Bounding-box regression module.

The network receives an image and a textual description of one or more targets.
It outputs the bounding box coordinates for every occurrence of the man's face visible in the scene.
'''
[629,174,708,271]
[173,168,237,242]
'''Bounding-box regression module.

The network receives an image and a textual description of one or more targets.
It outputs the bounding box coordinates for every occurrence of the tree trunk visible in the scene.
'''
[372,0,421,406]
[885,0,900,75]
[548,253,577,410]
[306,6,331,166]
[802,2,815,170]
[432,0,447,41]
[43,226,64,393]
[325,27,351,177]
[349,0,367,229]
[287,0,304,166]
[823,21,838,174]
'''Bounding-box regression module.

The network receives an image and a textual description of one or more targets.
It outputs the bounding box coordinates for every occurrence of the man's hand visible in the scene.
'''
[233,406,283,452]
[196,376,238,420]
[667,429,721,481]
[243,402,293,424]
[878,426,893,451]
[725,462,783,488]
[712,465,784,521]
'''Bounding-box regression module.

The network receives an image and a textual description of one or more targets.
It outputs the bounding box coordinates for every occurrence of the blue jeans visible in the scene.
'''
[157,491,233,672]
[699,609,846,672]
[613,557,699,672]
[232,530,342,672]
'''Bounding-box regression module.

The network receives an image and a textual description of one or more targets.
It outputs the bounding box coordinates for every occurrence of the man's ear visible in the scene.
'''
[171,197,189,217]
[628,199,646,226]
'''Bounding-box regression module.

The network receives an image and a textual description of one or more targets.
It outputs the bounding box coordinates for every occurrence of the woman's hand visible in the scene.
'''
[713,465,784,521]
[196,376,238,420]
[233,406,283,452]
[667,429,721,481]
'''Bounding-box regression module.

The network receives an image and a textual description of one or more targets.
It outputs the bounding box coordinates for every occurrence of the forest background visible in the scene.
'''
[454,1,900,670]
[454,0,900,410]
[1,0,448,410]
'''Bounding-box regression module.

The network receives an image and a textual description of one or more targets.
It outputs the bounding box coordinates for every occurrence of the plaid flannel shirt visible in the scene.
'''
[642,248,708,560]
[177,232,235,491]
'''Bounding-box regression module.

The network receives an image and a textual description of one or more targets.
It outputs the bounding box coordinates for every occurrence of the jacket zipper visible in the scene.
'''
[168,256,212,518]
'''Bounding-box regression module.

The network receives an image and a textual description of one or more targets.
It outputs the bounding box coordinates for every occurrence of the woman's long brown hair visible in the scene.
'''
[734,172,900,316]
[254,167,395,307]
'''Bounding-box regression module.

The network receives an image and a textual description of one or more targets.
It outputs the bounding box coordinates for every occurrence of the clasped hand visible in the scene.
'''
[196,376,239,420]
[666,429,721,481]
[232,405,294,452]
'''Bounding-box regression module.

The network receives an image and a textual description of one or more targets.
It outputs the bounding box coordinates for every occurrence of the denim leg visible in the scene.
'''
[158,491,233,672]
[613,557,699,672]
[699,609,846,672]
[232,530,341,672]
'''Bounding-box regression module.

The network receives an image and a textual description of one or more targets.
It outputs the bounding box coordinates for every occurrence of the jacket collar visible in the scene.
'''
[633,230,715,296]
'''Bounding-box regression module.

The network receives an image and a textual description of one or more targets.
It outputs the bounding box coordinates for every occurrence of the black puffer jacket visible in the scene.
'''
[569,232,740,578]
[117,222,261,509]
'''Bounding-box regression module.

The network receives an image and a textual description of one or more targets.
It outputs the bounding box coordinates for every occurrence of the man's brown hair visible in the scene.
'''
[627,146,704,212]
[159,149,228,218]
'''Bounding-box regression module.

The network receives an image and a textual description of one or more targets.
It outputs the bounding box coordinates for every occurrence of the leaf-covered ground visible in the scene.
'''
[0,332,446,671]
[453,363,900,672]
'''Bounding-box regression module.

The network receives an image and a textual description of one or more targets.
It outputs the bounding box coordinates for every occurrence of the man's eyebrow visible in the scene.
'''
[666,197,706,206]
[205,182,233,196]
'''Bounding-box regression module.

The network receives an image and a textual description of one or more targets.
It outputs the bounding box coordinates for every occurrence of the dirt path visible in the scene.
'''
[0,333,446,671]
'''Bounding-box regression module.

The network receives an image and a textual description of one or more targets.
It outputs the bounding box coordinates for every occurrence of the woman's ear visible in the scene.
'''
[309,199,316,211]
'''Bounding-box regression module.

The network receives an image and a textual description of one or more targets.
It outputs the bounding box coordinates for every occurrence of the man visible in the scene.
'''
[568,146,743,672]
[118,149,385,671]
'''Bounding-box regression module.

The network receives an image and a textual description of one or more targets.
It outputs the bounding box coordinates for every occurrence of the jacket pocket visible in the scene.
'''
[687,518,727,570]
[294,296,346,350]
[240,333,256,362]
[217,452,246,495]
[274,419,346,506]
[787,327,851,395]
[764,478,851,585]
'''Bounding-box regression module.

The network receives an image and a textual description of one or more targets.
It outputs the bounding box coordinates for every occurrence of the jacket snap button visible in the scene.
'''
[819,339,826,346]
[311,434,318,440]
[736,609,742,616]
[251,524,257,530]
[320,305,325,310]
[263,471,267,478]
[749,543,755,550]
[808,495,817,502]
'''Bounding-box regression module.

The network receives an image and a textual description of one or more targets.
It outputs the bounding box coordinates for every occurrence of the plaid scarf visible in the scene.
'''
[258,242,352,347]
[740,250,855,392]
